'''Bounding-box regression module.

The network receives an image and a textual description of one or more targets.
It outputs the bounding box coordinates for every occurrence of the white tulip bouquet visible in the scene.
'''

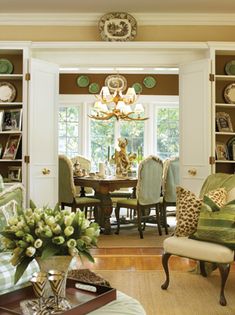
[0,205,100,284]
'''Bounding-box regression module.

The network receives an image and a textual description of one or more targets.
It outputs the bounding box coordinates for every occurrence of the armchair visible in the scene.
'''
[161,173,235,306]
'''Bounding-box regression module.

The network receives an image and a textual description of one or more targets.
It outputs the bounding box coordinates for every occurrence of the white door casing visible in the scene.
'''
[28,58,59,207]
[179,59,212,195]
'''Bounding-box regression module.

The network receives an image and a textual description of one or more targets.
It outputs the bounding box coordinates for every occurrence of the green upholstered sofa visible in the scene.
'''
[0,183,39,295]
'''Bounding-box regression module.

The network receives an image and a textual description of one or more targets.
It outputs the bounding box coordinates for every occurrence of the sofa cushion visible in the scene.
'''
[175,187,228,237]
[190,202,235,249]
[164,236,234,263]
[0,184,25,252]
[0,252,39,294]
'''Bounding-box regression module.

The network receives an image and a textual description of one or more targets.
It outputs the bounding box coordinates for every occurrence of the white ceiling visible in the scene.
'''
[1,0,235,14]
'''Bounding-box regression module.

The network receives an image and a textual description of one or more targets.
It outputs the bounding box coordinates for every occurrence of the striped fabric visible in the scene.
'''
[0,252,39,295]
[0,176,4,193]
[190,203,235,249]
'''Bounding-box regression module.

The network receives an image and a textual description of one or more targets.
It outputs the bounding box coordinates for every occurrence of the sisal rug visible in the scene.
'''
[96,269,235,315]
[98,218,175,248]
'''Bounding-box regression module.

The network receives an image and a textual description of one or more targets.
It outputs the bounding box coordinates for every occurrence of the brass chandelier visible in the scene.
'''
[88,85,148,121]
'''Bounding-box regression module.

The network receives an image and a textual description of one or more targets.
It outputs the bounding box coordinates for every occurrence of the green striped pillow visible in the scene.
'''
[190,200,235,249]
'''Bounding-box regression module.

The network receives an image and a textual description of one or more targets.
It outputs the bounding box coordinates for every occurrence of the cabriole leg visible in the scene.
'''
[218,263,230,306]
[161,253,172,290]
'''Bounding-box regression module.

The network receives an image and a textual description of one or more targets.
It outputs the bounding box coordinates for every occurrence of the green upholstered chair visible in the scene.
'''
[115,155,163,239]
[59,155,100,216]
[161,173,235,306]
[161,157,179,234]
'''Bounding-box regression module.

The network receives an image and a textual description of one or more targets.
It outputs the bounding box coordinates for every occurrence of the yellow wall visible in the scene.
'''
[1,25,235,41]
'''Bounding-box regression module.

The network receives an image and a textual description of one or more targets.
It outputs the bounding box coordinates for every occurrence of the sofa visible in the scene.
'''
[0,183,39,294]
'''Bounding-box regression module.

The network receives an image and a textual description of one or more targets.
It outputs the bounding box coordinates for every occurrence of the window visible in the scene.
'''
[90,120,115,164]
[156,106,179,159]
[58,106,80,157]
[58,95,179,165]
[119,120,145,160]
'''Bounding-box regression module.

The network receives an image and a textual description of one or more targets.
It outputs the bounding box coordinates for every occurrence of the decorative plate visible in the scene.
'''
[225,61,235,75]
[89,83,100,94]
[76,75,89,88]
[143,76,156,88]
[0,82,16,102]
[227,136,235,160]
[224,83,235,103]
[132,82,142,94]
[0,59,13,74]
[105,75,127,92]
[98,12,137,42]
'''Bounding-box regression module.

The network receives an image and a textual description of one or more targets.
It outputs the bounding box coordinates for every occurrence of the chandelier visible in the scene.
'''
[88,85,148,121]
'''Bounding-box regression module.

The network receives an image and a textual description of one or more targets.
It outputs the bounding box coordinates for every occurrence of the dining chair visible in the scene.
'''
[58,155,100,217]
[161,157,179,234]
[115,155,163,238]
[71,155,93,195]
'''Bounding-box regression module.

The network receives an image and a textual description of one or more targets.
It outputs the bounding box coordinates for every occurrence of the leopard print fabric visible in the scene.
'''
[205,187,227,207]
[175,187,203,237]
[175,186,228,237]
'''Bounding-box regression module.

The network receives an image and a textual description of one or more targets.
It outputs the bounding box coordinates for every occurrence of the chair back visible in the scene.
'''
[199,173,235,198]
[162,157,179,203]
[71,155,92,194]
[58,155,76,204]
[136,155,163,205]
[71,155,91,173]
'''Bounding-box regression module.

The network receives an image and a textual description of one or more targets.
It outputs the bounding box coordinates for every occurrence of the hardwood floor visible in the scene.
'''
[81,247,196,271]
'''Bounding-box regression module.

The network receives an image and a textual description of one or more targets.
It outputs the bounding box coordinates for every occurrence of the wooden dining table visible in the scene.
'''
[74,176,138,234]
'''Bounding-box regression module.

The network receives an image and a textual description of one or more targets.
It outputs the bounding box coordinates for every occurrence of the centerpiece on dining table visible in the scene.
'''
[0,204,100,292]
[112,137,137,177]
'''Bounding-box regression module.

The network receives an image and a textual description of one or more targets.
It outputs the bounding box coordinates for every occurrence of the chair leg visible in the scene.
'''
[161,253,172,290]
[199,261,207,277]
[218,263,230,306]
[137,205,143,239]
[156,204,162,236]
[115,205,121,235]
[162,200,168,235]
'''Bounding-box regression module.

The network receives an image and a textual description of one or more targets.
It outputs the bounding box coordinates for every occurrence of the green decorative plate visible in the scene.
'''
[76,75,90,87]
[143,76,156,88]
[89,83,100,94]
[225,61,235,75]
[0,59,13,74]
[132,82,142,94]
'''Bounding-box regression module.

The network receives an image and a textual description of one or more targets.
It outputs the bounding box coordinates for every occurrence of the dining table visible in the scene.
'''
[74,176,138,234]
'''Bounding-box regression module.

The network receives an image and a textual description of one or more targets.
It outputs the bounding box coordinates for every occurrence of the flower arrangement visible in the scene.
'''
[0,205,100,284]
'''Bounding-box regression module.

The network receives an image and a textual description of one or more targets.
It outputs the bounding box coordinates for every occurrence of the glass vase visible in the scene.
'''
[36,255,72,299]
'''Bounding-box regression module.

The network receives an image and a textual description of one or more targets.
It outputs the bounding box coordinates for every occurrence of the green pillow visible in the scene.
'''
[0,185,24,252]
[190,200,235,249]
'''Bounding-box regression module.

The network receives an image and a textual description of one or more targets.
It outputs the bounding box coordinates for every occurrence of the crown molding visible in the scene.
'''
[1,13,235,26]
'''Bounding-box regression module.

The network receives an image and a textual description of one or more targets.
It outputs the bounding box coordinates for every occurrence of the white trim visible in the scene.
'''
[32,41,208,50]
[1,13,235,26]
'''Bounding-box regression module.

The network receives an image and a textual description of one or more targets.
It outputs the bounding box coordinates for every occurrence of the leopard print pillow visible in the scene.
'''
[175,187,228,237]
[175,187,203,237]
[205,187,227,208]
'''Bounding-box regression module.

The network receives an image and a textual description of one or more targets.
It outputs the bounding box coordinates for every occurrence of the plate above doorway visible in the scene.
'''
[98,12,137,42]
